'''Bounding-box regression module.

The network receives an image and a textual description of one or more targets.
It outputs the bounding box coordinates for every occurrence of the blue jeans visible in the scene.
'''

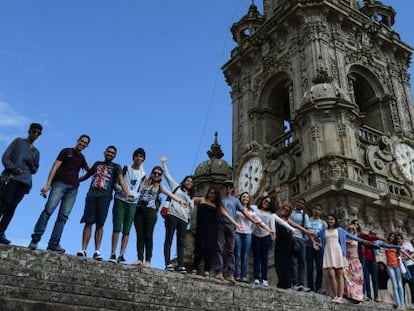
[364,259,379,299]
[292,237,306,286]
[306,242,324,291]
[234,233,252,279]
[387,265,405,307]
[252,234,272,281]
[31,181,78,246]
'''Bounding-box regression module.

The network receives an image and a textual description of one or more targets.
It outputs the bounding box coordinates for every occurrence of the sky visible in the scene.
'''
[0,1,413,269]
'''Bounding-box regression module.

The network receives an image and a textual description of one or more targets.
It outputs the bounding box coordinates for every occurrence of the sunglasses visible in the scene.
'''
[263,200,271,204]
[106,150,116,155]
[31,129,42,136]
[153,172,162,176]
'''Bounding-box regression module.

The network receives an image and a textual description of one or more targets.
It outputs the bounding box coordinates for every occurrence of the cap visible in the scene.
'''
[223,180,234,186]
[133,147,146,160]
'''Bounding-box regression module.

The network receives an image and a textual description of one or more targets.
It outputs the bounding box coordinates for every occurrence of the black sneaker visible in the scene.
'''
[0,233,11,245]
[177,266,187,274]
[108,254,117,263]
[28,240,38,250]
[47,244,65,253]
[117,255,126,264]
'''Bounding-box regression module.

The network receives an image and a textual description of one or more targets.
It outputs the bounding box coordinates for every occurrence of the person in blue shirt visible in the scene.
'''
[213,180,262,285]
[0,123,42,245]
[289,197,312,292]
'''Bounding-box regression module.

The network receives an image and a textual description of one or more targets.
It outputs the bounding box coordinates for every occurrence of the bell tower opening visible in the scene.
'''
[269,80,292,136]
[349,66,385,133]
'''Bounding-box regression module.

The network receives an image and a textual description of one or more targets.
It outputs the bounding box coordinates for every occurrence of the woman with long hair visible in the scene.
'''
[234,192,271,283]
[318,214,368,304]
[344,224,364,303]
[251,195,291,287]
[191,187,239,277]
[377,232,405,308]
[133,166,185,270]
[161,156,195,274]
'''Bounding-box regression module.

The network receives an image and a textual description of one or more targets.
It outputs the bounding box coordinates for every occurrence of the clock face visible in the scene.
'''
[395,143,414,182]
[237,157,263,195]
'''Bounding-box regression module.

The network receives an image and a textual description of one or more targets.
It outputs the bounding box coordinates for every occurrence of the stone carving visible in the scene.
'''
[366,136,393,176]
[311,125,320,141]
[320,157,346,181]
[338,123,347,138]
[263,146,294,190]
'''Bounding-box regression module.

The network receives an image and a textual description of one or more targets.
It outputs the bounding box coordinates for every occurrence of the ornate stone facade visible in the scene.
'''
[222,0,414,237]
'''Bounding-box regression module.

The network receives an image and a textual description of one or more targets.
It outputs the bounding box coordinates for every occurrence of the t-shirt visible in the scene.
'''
[402,241,414,266]
[53,148,88,187]
[114,165,145,203]
[218,196,244,224]
[86,161,122,199]
[289,208,310,239]
[307,217,327,243]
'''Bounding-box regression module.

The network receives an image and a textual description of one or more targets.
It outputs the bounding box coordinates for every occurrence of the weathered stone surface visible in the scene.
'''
[0,245,396,310]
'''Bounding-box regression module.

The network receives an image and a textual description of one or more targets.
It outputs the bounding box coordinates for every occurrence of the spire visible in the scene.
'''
[230,2,263,45]
[207,131,224,159]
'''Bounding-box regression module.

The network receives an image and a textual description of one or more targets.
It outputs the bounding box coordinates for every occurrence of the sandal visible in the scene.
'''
[133,260,143,272]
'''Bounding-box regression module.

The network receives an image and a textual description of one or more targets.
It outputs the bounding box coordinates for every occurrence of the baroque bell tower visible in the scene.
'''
[222,0,414,235]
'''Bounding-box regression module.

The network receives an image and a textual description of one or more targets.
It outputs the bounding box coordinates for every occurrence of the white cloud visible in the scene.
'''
[0,101,30,127]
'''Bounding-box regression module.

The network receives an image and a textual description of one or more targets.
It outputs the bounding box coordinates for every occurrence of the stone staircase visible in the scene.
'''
[0,245,399,310]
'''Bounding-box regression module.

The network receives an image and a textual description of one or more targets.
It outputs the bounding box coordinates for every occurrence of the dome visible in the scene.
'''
[194,132,232,183]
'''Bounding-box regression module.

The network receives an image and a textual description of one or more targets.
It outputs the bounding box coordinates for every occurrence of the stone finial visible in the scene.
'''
[207,131,224,159]
[312,68,333,84]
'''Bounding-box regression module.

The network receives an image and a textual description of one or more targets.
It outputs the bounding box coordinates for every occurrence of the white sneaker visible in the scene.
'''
[301,286,311,292]
[93,250,103,261]
[77,250,87,257]
[254,279,260,285]
[165,264,175,272]
[291,285,302,291]
[262,280,269,287]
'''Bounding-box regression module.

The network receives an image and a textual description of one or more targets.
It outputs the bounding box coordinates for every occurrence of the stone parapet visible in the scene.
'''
[0,245,396,310]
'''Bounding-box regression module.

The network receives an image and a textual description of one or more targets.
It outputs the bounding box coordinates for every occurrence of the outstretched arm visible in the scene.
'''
[220,206,240,229]
[274,185,282,212]
[160,155,179,190]
[161,185,187,207]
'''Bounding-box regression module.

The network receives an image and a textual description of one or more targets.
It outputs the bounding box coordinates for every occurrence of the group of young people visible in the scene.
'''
[0,124,189,271]
[1,123,414,309]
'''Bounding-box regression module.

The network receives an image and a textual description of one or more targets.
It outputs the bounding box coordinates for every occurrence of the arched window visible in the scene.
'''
[348,65,385,132]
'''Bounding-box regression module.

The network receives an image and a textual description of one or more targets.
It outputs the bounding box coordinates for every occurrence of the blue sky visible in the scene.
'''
[0,1,413,268]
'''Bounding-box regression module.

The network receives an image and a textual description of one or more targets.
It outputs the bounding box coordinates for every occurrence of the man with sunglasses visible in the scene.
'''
[0,123,42,245]
[28,134,90,253]
[77,146,133,261]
